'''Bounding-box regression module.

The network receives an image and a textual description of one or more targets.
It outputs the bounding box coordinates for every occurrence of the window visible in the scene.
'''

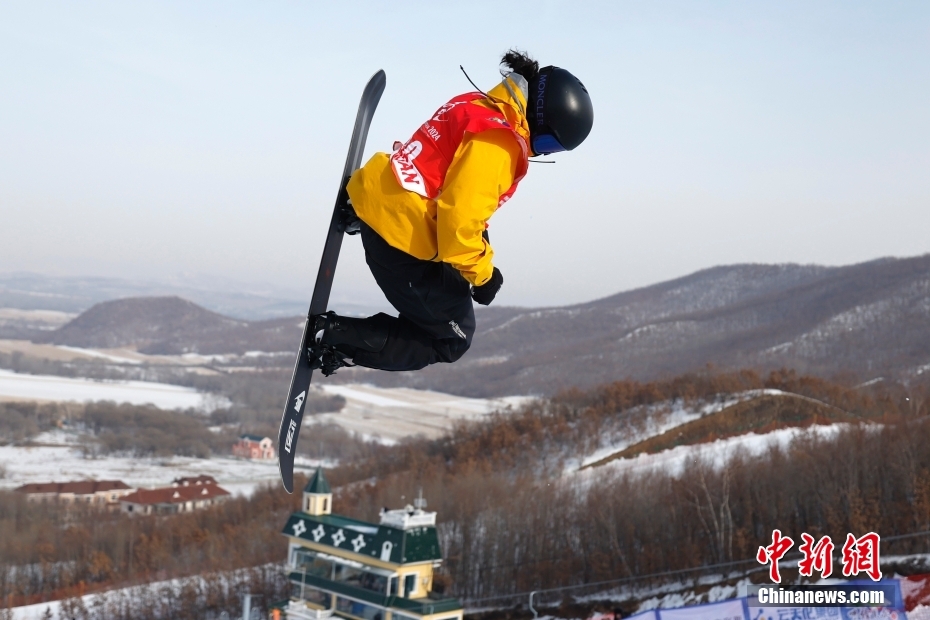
[293,550,334,579]
[336,597,385,620]
[323,497,329,512]
[403,575,416,598]
[334,563,389,595]
[290,584,332,608]
[294,549,393,596]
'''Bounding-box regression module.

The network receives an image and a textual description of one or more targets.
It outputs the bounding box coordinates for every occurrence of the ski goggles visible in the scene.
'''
[532,132,566,155]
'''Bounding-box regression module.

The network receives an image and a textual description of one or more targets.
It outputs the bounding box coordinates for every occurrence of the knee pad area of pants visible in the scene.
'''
[433,337,471,364]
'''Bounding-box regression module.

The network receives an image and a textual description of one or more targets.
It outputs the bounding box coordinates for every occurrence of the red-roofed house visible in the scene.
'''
[14,480,134,508]
[120,483,231,516]
[232,434,275,461]
[172,475,217,487]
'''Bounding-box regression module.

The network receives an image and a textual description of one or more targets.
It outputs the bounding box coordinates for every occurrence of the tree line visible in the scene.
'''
[3,369,930,614]
[0,566,288,620]
[0,480,302,608]
[0,351,346,453]
[332,369,930,601]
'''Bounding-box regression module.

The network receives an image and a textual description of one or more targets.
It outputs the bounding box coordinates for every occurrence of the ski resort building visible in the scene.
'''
[233,434,276,461]
[119,482,231,516]
[272,469,463,620]
[14,480,134,508]
[173,474,219,487]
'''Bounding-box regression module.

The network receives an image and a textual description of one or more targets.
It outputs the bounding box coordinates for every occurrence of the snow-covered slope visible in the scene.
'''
[562,389,863,482]
[0,368,225,410]
[315,384,530,442]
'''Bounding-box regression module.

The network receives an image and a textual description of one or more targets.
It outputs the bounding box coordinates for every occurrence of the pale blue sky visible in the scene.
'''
[1,1,928,308]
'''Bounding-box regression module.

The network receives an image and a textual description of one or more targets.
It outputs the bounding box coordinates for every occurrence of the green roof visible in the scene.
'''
[282,511,443,564]
[304,468,331,494]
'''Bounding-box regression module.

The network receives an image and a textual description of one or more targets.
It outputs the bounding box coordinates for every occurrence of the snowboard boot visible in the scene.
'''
[308,311,391,376]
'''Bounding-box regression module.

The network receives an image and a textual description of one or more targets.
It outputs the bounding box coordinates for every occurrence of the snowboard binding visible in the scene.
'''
[307,310,392,377]
[307,342,354,377]
[308,312,356,377]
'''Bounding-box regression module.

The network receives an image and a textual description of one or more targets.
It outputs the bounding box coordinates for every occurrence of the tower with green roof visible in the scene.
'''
[272,470,462,620]
[303,468,332,516]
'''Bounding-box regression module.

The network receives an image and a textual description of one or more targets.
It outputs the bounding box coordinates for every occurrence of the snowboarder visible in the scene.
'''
[310,50,594,374]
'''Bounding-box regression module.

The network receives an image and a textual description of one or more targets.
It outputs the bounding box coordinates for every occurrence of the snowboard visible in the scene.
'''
[277,70,386,493]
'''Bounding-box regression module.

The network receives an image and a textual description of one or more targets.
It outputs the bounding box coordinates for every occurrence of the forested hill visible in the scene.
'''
[24,253,930,394]
[329,370,930,604]
[4,370,929,610]
[348,253,930,396]
[33,296,299,355]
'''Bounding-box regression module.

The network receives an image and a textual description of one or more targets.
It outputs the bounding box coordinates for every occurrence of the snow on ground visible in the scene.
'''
[0,308,74,329]
[55,345,144,364]
[313,383,532,442]
[572,390,788,471]
[0,337,289,367]
[31,429,83,445]
[0,368,226,411]
[632,579,746,612]
[13,597,65,619]
[0,433,313,495]
[9,566,280,620]
[0,338,103,362]
[0,429,321,496]
[0,380,529,496]
[576,423,847,481]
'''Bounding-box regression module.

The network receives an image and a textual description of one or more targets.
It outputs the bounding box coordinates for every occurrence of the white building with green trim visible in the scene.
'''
[272,469,463,620]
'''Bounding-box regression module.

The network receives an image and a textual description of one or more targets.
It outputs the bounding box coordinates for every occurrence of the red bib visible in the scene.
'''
[390,93,529,207]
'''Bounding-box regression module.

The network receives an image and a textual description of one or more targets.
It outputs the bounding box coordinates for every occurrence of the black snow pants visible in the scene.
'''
[351,222,475,372]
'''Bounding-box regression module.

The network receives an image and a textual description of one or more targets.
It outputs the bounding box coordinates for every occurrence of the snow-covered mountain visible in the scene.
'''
[12,253,930,395]
[29,296,300,354]
[363,253,930,395]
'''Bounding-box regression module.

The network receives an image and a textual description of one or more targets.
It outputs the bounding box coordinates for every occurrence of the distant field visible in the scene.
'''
[0,373,528,495]
[314,384,530,442]
[0,432,288,496]
[0,337,287,368]
[0,308,74,331]
[0,368,222,410]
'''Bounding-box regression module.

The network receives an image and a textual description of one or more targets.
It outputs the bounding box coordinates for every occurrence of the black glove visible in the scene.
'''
[471,267,503,306]
[338,202,362,235]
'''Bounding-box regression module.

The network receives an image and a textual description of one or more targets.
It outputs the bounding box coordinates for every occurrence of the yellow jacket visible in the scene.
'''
[347,75,530,287]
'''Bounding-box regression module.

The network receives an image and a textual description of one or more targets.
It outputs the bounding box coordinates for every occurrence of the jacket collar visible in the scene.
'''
[484,72,530,144]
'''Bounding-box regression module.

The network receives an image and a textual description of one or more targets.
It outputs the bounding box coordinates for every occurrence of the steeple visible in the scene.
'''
[303,468,332,516]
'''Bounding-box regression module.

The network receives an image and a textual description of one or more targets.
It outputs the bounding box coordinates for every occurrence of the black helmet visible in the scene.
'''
[528,66,594,155]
